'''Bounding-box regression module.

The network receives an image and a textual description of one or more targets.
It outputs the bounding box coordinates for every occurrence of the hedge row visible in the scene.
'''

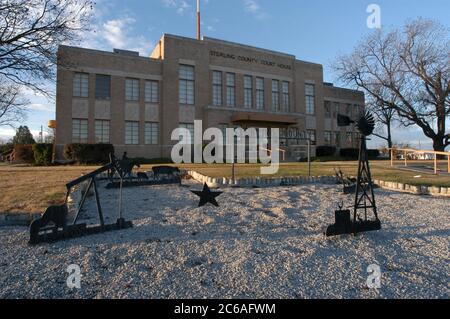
[32,144,53,165]
[63,143,115,164]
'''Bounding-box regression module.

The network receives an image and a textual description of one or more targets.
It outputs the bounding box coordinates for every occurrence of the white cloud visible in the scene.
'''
[242,0,269,19]
[28,103,54,112]
[162,0,191,15]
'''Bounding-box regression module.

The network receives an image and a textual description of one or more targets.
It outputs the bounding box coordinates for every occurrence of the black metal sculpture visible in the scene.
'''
[327,112,381,236]
[334,167,357,194]
[105,165,181,188]
[191,183,223,207]
[29,154,133,245]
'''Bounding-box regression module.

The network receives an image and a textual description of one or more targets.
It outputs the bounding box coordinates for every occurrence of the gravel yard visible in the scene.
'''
[0,181,449,299]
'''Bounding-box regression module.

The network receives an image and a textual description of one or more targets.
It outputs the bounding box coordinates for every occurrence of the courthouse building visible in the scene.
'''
[55,34,365,160]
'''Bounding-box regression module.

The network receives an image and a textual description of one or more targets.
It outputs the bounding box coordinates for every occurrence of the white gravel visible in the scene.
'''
[0,181,449,299]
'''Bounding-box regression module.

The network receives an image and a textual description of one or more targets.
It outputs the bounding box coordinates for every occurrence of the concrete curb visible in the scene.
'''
[0,213,41,227]
[187,170,450,198]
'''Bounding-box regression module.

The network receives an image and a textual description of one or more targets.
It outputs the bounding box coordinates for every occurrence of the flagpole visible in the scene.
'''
[197,0,201,40]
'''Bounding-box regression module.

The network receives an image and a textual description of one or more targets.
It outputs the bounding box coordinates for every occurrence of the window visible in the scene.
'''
[95,120,110,143]
[307,129,316,143]
[73,73,89,98]
[179,65,195,105]
[125,121,139,145]
[212,71,222,106]
[145,81,159,103]
[244,75,253,109]
[256,77,264,110]
[353,132,360,145]
[226,73,236,107]
[334,132,340,146]
[346,132,353,145]
[179,123,194,144]
[145,122,159,145]
[72,119,88,143]
[282,81,290,112]
[324,101,331,118]
[333,102,340,118]
[125,78,140,101]
[324,131,332,145]
[305,84,315,115]
[95,75,110,100]
[272,80,280,112]
[346,103,352,115]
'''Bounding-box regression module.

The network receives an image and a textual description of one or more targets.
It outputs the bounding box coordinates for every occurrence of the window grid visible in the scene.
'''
[334,132,340,146]
[95,74,111,100]
[324,101,331,118]
[95,120,110,143]
[324,131,332,145]
[72,119,88,143]
[179,65,195,105]
[212,71,222,106]
[125,121,139,145]
[244,75,253,109]
[272,80,280,112]
[226,73,236,107]
[145,122,159,145]
[333,102,340,118]
[73,73,89,98]
[256,77,264,110]
[125,78,140,101]
[145,81,159,103]
[305,84,315,115]
[282,81,290,112]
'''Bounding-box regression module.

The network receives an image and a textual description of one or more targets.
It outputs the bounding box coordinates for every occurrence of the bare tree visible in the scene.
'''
[333,19,450,152]
[0,0,93,126]
[0,81,27,127]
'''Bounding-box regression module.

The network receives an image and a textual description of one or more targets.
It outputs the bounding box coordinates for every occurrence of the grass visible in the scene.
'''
[0,160,448,214]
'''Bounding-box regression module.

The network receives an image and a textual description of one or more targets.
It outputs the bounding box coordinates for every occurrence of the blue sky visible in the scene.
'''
[3,0,449,149]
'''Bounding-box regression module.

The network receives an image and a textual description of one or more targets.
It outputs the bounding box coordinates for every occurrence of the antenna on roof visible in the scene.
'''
[197,0,201,40]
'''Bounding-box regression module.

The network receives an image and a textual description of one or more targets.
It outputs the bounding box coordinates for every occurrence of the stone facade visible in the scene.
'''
[55,34,365,160]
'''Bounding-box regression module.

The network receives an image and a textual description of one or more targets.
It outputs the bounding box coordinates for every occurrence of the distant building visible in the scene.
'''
[55,34,364,160]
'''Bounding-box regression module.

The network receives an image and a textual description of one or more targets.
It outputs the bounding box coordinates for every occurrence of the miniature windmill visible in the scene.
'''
[326,111,381,236]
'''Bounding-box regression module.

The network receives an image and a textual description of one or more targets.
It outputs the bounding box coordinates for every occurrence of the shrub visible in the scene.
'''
[32,143,53,165]
[14,144,34,163]
[316,146,336,157]
[340,148,359,159]
[63,144,114,164]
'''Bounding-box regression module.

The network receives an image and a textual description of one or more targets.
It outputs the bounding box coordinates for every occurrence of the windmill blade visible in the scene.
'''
[356,111,375,136]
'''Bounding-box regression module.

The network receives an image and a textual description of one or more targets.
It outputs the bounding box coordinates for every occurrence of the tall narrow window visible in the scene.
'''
[125,78,140,101]
[346,103,352,115]
[333,102,340,118]
[346,132,353,145]
[226,73,236,107]
[305,84,315,115]
[95,120,110,143]
[179,123,195,144]
[271,80,280,112]
[256,77,264,110]
[324,131,332,145]
[145,81,159,103]
[212,71,222,106]
[179,65,195,105]
[334,132,340,146]
[145,122,159,145]
[95,75,111,100]
[125,121,139,145]
[244,75,253,109]
[282,81,290,112]
[73,73,89,98]
[324,101,331,118]
[72,119,88,143]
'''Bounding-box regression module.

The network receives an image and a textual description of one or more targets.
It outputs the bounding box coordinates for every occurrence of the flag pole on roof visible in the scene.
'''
[197,0,201,40]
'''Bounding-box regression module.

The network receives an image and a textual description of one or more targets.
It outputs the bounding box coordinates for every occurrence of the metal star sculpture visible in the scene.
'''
[191,183,223,207]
